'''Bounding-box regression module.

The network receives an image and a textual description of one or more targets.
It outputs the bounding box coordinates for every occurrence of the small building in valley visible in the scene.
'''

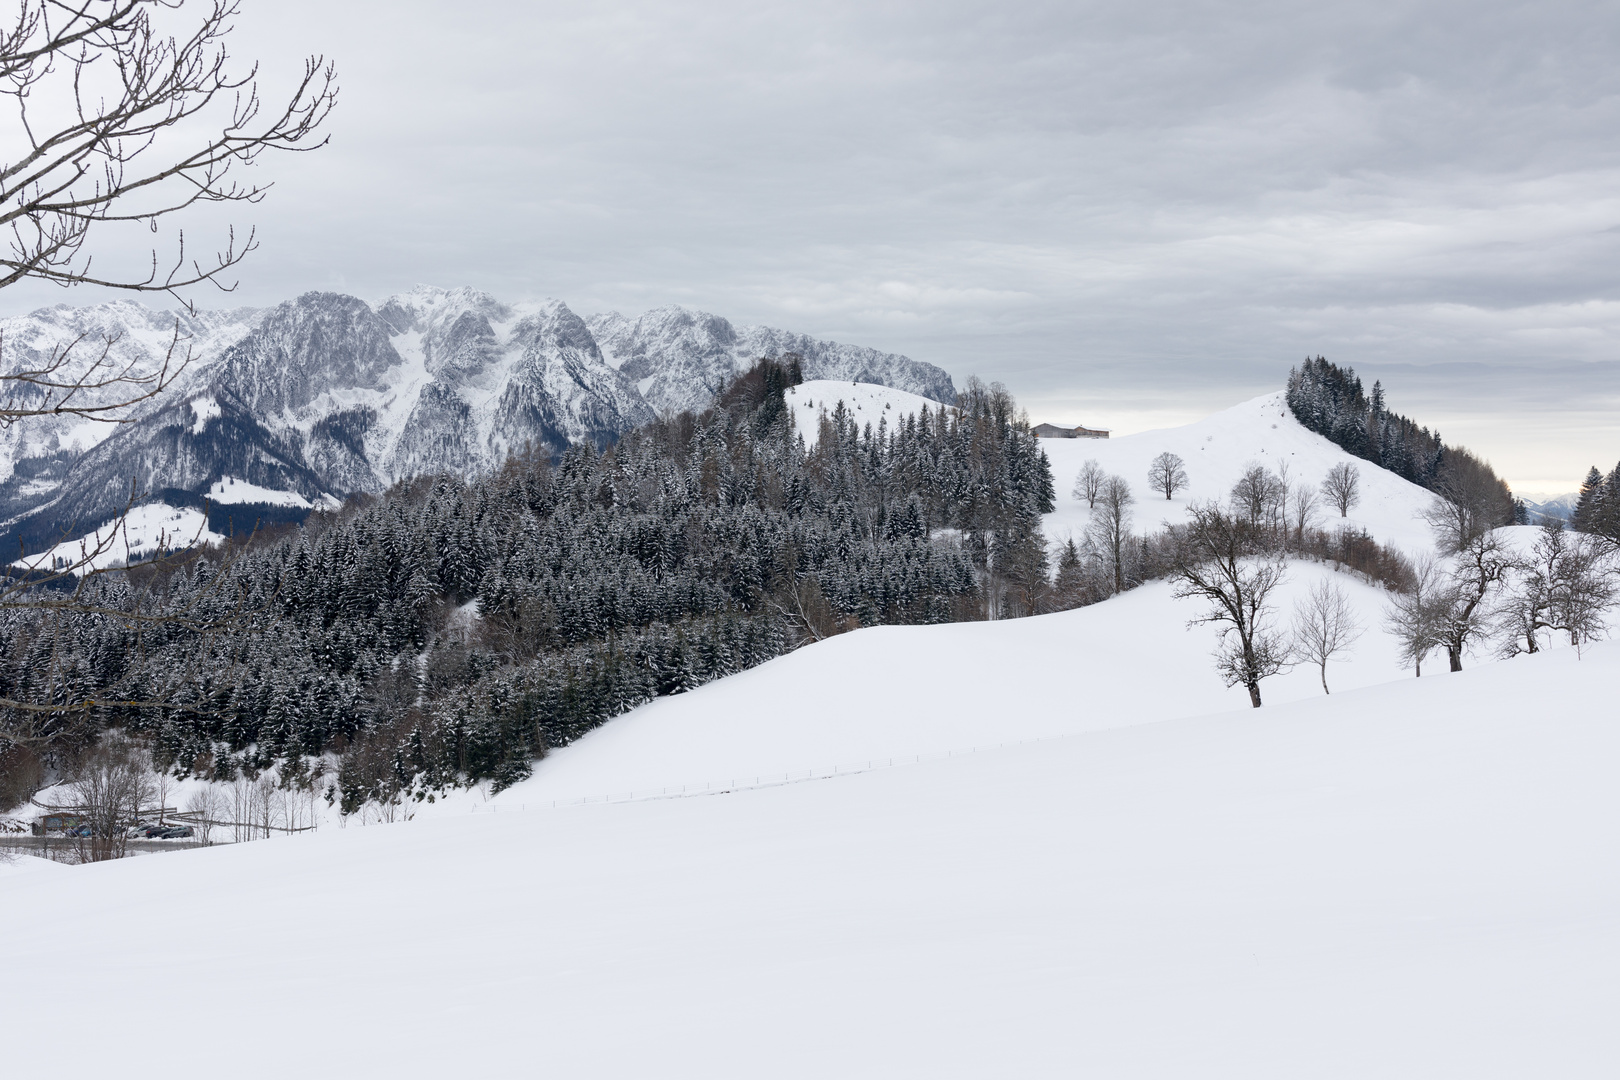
[1032,423,1109,439]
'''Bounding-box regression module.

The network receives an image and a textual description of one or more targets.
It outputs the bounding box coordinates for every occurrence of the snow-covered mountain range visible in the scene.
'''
[0,287,955,552]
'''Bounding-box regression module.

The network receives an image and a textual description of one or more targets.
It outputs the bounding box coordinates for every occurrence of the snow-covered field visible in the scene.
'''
[4,388,1614,1077]
[21,501,227,573]
[2,638,1615,1078]
[206,475,320,508]
[785,379,946,447]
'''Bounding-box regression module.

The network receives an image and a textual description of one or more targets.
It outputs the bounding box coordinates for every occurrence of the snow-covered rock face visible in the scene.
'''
[588,305,957,414]
[0,300,263,478]
[0,288,954,555]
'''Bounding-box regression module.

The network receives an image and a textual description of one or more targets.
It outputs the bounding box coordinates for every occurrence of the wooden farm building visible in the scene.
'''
[1032,423,1109,439]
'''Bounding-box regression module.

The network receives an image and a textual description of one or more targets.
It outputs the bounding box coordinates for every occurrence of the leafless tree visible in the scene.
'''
[183,782,225,844]
[1229,464,1286,534]
[1085,474,1134,595]
[151,763,174,825]
[1501,520,1618,657]
[1424,450,1514,553]
[1072,459,1105,508]
[67,733,154,860]
[1383,555,1447,677]
[1171,503,1291,707]
[1321,462,1361,518]
[1289,483,1320,548]
[1290,578,1363,694]
[1,1,337,298]
[1431,520,1512,671]
[1146,452,1188,501]
[0,2,335,754]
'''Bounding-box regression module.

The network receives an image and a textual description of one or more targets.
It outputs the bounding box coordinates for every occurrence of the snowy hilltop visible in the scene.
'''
[0,287,955,554]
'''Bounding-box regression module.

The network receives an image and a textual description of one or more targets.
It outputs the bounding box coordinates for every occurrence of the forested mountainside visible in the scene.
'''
[0,288,956,554]
[1285,357,1519,525]
[0,365,1050,809]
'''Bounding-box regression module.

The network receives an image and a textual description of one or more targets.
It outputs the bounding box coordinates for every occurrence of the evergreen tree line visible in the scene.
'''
[1572,463,1620,546]
[1285,357,1519,525]
[0,361,1056,812]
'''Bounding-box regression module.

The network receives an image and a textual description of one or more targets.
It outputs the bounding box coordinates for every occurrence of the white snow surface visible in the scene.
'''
[2,636,1616,1077]
[205,476,313,508]
[786,379,947,447]
[22,503,226,573]
[188,394,221,435]
[1041,392,1442,557]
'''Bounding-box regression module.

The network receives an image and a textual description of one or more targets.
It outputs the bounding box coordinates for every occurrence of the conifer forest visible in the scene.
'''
[0,363,1056,810]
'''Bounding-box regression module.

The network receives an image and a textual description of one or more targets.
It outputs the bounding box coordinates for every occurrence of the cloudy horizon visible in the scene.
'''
[6,0,1617,493]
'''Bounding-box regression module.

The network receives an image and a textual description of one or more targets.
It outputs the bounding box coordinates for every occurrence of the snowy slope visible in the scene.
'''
[22,502,227,573]
[2,641,1616,1078]
[479,563,1402,806]
[785,379,947,447]
[1041,392,1442,556]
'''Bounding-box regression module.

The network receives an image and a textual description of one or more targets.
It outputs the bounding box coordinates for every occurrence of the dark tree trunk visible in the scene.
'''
[1247,681,1262,708]
[1448,645,1463,672]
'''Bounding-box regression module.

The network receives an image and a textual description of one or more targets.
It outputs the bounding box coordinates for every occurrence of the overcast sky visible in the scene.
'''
[10,0,1620,491]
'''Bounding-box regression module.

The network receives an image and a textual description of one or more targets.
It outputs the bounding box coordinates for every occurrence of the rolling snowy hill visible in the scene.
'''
[2,638,1614,1078]
[1040,392,1442,557]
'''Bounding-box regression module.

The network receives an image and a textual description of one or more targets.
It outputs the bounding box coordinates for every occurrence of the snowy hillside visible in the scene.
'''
[29,503,228,573]
[4,635,1615,1077]
[785,379,947,447]
[1041,392,1442,556]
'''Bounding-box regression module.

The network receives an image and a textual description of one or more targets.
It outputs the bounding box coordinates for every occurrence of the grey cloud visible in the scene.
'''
[5,0,1618,487]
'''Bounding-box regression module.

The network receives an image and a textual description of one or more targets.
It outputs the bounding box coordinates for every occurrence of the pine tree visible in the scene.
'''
[1573,467,1605,533]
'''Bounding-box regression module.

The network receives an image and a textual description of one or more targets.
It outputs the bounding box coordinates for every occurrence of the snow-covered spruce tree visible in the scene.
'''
[1571,467,1605,533]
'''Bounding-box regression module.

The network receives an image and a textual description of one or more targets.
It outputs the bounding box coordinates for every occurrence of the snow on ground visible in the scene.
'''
[2,641,1616,1078]
[479,561,1411,808]
[1041,392,1441,556]
[19,502,227,573]
[0,853,64,876]
[189,394,222,434]
[206,475,314,508]
[786,379,946,448]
